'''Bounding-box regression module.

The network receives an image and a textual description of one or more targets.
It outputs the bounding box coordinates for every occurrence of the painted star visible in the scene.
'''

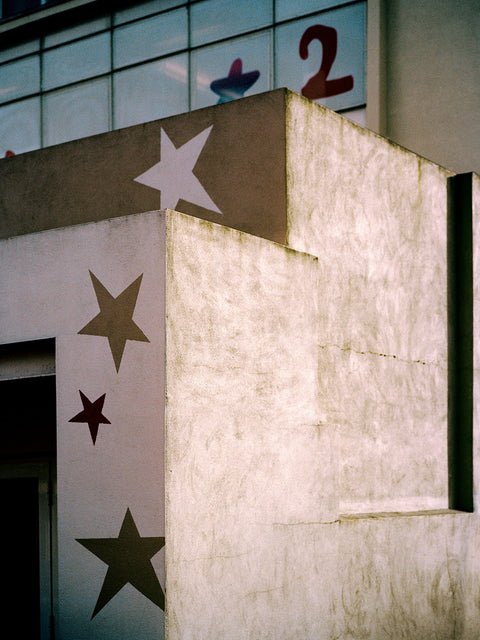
[69,390,110,445]
[134,126,221,214]
[78,271,149,372]
[77,508,165,618]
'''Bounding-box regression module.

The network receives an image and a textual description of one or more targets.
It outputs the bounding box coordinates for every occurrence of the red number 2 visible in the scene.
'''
[299,24,354,100]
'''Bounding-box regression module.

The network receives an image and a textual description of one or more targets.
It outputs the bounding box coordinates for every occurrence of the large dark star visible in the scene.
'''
[77,508,165,618]
[78,271,149,371]
[69,390,111,445]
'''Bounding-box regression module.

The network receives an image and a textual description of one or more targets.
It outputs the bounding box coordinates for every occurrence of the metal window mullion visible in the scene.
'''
[109,11,114,131]
[40,33,44,148]
[187,0,192,112]
[272,0,276,90]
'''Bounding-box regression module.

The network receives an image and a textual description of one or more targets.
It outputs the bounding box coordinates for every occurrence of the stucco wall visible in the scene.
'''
[162,183,480,639]
[285,92,451,513]
[335,171,480,638]
[0,89,287,244]
[337,510,480,639]
[164,212,339,639]
[269,169,480,640]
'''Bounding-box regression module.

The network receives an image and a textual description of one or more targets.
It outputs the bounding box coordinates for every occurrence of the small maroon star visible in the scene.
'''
[69,390,111,445]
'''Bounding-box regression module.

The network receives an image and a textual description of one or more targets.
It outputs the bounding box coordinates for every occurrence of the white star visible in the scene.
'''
[134,126,221,214]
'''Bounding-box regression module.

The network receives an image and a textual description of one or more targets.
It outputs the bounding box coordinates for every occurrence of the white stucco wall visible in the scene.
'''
[336,172,480,633]
[337,509,480,639]
[162,188,480,638]
[164,212,339,639]
[285,92,451,513]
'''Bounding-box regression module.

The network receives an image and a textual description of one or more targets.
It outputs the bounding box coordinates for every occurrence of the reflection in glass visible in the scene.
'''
[191,0,272,47]
[0,98,41,155]
[43,78,110,146]
[43,33,110,90]
[191,31,271,110]
[113,8,188,68]
[0,56,40,104]
[114,54,188,129]
[275,3,366,112]
[210,58,260,104]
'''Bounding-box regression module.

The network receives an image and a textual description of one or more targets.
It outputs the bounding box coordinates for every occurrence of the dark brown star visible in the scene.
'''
[69,390,111,445]
[77,508,165,618]
[78,271,149,371]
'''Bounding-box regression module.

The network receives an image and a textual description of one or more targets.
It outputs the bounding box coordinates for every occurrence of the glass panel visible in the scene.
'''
[113,8,187,68]
[0,97,40,155]
[276,0,345,22]
[191,30,271,110]
[43,32,110,90]
[114,53,188,128]
[43,77,110,146]
[114,0,184,25]
[0,55,40,103]
[44,16,110,48]
[0,39,40,63]
[191,0,272,47]
[275,2,366,111]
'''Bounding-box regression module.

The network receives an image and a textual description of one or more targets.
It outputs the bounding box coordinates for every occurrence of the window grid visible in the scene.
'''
[0,0,365,152]
[39,29,44,147]
[108,11,113,132]
[187,28,195,109]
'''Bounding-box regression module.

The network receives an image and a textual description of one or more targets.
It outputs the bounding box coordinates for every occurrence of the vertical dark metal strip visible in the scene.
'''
[448,172,474,511]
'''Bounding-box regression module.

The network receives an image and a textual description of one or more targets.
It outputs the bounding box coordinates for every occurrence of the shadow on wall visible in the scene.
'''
[447,173,473,512]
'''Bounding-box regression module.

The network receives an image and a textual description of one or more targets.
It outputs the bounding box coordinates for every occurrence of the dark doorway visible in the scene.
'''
[1,476,41,636]
[0,374,56,639]
[447,174,474,512]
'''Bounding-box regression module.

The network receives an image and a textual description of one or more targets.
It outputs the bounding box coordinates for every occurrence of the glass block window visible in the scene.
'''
[0,0,366,156]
